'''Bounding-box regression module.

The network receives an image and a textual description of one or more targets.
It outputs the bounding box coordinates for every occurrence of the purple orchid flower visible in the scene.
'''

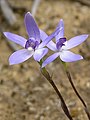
[41,19,88,68]
[4,12,60,65]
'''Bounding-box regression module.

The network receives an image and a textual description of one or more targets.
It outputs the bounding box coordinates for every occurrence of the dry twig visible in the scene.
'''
[31,0,41,17]
[74,0,90,6]
[0,0,17,26]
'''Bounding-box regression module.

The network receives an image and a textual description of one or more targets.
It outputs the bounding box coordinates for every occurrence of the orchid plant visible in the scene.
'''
[40,19,90,119]
[3,12,90,120]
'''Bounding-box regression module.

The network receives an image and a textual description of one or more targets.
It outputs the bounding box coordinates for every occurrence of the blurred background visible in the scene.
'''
[0,0,90,120]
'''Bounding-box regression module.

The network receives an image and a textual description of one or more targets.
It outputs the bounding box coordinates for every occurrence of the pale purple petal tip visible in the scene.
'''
[33,48,48,61]
[55,19,64,42]
[66,34,89,49]
[4,32,27,47]
[24,12,40,42]
[9,49,34,65]
[56,19,64,31]
[60,51,83,62]
[42,52,59,68]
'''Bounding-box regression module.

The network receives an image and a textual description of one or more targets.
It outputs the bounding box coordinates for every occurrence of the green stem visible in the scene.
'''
[40,66,73,120]
[63,62,90,120]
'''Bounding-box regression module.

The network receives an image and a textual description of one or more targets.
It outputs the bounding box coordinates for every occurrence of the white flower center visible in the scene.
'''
[59,41,67,52]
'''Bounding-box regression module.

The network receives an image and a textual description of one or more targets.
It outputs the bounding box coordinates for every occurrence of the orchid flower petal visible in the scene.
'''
[47,41,57,51]
[55,19,64,42]
[40,29,57,51]
[39,27,62,49]
[42,52,59,68]
[40,29,48,41]
[66,34,88,49]
[33,48,48,61]
[9,49,34,65]
[60,51,83,62]
[4,32,26,47]
[24,12,40,42]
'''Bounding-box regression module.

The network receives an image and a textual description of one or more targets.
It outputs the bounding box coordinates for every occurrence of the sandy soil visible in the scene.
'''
[0,0,90,120]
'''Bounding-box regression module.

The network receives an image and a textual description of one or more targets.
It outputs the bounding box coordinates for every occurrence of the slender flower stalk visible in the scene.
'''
[39,60,73,120]
[63,62,90,120]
